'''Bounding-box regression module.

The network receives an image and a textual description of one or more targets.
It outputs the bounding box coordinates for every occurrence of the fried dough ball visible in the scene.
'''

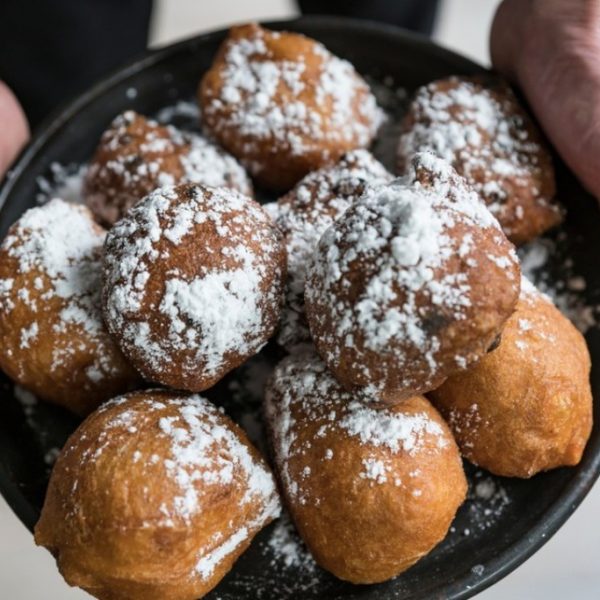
[84,111,251,226]
[273,150,392,350]
[398,76,562,245]
[35,390,281,600]
[305,153,521,403]
[103,183,286,391]
[199,24,384,191]
[429,278,593,478]
[265,353,467,584]
[0,199,140,415]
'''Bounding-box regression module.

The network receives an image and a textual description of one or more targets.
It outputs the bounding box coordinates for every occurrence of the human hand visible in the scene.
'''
[0,81,29,178]
[491,0,600,199]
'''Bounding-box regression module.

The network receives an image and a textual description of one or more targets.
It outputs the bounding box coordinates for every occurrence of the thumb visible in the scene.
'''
[491,0,600,200]
[0,81,29,178]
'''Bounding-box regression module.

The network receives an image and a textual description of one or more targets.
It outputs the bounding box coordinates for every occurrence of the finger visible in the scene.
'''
[0,81,30,178]
[491,0,600,199]
[489,0,530,80]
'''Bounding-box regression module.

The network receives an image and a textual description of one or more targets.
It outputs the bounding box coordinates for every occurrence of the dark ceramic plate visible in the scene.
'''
[1,16,599,600]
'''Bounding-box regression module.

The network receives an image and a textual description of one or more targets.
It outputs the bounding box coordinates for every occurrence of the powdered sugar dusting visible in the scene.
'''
[2,199,103,304]
[159,258,264,376]
[360,458,389,484]
[92,393,280,575]
[36,163,87,205]
[275,150,392,349]
[465,470,511,533]
[202,24,383,176]
[84,111,251,224]
[0,199,123,384]
[103,184,283,382]
[7,53,592,599]
[155,100,201,125]
[339,401,447,454]
[181,128,251,194]
[519,237,599,332]
[266,512,316,572]
[14,384,38,419]
[398,77,560,239]
[265,353,449,504]
[197,526,250,580]
[305,153,518,393]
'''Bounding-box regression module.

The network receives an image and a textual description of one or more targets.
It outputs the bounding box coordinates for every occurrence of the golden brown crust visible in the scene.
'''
[0,199,140,415]
[102,183,286,391]
[398,76,562,245]
[265,353,467,584]
[305,153,521,403]
[198,24,383,191]
[430,278,593,478]
[34,389,281,600]
[84,111,251,226]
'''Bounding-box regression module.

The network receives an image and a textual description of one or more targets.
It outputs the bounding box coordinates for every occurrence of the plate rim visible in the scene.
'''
[0,15,598,600]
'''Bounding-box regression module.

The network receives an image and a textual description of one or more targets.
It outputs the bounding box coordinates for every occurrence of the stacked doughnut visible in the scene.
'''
[0,22,592,600]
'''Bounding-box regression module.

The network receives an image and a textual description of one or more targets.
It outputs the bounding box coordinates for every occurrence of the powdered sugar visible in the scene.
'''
[202,24,383,176]
[19,322,39,349]
[155,100,201,125]
[2,199,103,305]
[197,526,250,580]
[152,396,279,524]
[519,237,599,333]
[103,185,283,383]
[274,150,392,349]
[0,199,124,383]
[8,53,594,599]
[14,384,37,416]
[36,163,87,205]
[265,353,449,504]
[398,77,560,240]
[159,260,264,376]
[503,276,558,353]
[181,129,251,194]
[63,393,280,581]
[85,111,251,224]
[305,153,518,393]
[339,401,447,454]
[360,458,389,484]
[464,470,511,533]
[266,512,316,572]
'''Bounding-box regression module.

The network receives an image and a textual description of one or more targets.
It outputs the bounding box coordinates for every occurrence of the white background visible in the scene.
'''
[1,0,598,598]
